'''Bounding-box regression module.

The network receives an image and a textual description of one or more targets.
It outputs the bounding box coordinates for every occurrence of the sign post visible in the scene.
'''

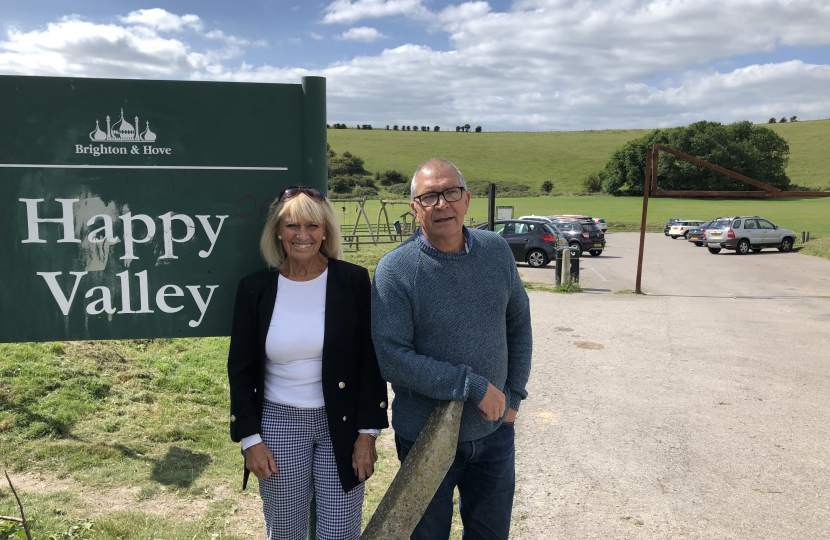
[0,75,327,342]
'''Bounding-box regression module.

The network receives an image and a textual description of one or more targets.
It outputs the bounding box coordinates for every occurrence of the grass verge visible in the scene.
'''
[523,281,583,293]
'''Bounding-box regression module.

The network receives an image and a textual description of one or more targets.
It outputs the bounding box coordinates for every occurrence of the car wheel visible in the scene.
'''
[694,242,703,247]
[752,248,762,253]
[526,249,547,268]
[708,247,721,254]
[569,242,582,257]
[684,232,690,239]
[589,250,602,257]
[736,239,750,254]
[671,235,677,239]
[778,237,793,252]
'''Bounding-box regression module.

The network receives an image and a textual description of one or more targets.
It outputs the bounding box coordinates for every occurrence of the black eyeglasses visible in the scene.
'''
[414,187,465,208]
[277,186,327,203]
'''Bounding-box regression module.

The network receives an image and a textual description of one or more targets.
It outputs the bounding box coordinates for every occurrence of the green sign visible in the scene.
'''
[0,75,327,342]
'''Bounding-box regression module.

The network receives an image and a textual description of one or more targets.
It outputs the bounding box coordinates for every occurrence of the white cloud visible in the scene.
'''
[336,26,387,42]
[119,8,202,32]
[309,32,325,40]
[322,0,430,24]
[2,2,829,129]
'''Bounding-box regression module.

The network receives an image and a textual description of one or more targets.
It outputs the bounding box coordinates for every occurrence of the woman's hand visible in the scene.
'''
[352,434,378,482]
[245,442,279,480]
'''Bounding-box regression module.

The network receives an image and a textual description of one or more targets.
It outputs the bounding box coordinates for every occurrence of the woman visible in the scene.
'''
[227,186,389,540]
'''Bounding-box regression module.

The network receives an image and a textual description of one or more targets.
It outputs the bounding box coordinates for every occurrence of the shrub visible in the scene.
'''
[388,183,411,197]
[379,170,408,186]
[475,126,482,132]
[541,180,554,194]
[582,172,604,193]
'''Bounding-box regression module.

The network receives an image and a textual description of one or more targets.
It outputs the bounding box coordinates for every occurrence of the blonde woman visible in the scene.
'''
[228,186,388,540]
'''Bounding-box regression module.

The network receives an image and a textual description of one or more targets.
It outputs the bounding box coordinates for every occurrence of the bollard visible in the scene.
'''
[361,400,463,540]
[562,248,571,285]
[801,231,810,243]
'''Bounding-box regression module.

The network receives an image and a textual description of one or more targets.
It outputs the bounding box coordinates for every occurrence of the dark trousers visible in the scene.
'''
[395,422,516,540]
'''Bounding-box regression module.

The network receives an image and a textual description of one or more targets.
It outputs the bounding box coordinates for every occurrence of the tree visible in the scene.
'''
[463,124,471,132]
[413,126,419,131]
[790,116,798,122]
[768,118,777,123]
[780,117,788,123]
[475,126,482,132]
[326,143,336,158]
[326,124,331,129]
[582,172,605,193]
[434,126,440,132]
[393,125,398,130]
[541,181,554,193]
[602,120,790,195]
[386,125,390,130]
[328,150,366,179]
[456,126,461,132]
[379,170,408,186]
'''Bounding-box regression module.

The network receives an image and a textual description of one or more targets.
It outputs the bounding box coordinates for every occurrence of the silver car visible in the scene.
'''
[705,216,796,255]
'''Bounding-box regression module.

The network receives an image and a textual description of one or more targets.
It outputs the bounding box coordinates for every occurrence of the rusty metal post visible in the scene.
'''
[635,150,653,294]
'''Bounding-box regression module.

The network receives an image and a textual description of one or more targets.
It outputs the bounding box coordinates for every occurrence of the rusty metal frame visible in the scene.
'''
[634,144,830,294]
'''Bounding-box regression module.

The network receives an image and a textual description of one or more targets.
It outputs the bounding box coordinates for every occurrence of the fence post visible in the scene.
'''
[361,400,463,540]
[562,248,571,285]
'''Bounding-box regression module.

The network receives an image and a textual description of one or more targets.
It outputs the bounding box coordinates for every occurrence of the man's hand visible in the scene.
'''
[352,434,378,482]
[478,383,506,421]
[245,442,278,480]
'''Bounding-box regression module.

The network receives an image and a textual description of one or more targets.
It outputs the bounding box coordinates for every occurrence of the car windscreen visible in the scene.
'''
[582,223,601,232]
[542,224,560,235]
[708,220,732,229]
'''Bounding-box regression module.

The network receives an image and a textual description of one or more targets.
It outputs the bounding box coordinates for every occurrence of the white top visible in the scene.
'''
[241,268,379,450]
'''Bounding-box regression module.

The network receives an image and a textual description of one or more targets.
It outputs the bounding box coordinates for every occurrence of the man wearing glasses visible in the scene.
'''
[371,158,532,539]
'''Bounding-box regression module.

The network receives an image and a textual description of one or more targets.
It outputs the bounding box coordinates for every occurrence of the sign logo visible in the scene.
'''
[89,108,157,142]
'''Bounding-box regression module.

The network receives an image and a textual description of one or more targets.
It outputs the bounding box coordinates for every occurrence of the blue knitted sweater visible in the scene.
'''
[371,227,533,443]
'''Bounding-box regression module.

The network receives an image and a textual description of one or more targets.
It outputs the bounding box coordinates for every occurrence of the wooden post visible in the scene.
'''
[562,248,571,285]
[635,150,653,295]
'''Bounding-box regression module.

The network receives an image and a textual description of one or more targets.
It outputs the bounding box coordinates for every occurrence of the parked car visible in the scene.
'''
[548,218,606,257]
[664,218,688,236]
[475,219,564,267]
[704,216,796,254]
[669,220,705,239]
[593,218,608,232]
[686,221,713,246]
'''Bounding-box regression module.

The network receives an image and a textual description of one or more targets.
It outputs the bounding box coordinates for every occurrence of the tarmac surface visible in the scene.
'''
[511,233,830,539]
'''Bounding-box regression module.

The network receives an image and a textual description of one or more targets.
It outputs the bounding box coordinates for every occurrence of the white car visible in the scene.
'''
[669,220,704,239]
[705,216,796,254]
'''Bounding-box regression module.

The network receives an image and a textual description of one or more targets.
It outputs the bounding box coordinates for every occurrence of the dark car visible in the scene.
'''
[686,221,713,246]
[664,218,688,236]
[549,218,606,257]
[475,219,563,267]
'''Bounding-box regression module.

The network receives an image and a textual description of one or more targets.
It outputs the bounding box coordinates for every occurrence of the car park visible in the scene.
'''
[704,216,796,255]
[549,218,606,257]
[475,219,564,267]
[669,220,705,239]
[686,221,713,246]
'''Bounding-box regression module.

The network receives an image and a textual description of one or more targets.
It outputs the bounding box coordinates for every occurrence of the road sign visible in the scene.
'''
[0,75,327,342]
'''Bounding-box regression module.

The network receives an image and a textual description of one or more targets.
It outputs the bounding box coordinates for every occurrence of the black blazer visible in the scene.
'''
[227,258,389,492]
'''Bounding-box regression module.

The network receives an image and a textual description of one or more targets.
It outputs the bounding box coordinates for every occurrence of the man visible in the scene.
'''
[371,158,533,540]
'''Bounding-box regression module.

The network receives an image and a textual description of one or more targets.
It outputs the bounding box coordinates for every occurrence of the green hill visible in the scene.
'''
[327,120,830,193]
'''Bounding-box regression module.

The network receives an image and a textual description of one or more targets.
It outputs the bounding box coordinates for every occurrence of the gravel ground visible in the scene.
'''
[510,233,830,539]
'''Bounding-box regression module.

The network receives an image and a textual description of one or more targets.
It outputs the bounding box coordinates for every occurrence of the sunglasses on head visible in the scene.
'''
[277,186,327,203]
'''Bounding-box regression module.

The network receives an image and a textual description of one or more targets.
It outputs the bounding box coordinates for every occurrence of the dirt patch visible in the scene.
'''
[574,341,604,350]
[5,472,265,537]
[554,327,574,332]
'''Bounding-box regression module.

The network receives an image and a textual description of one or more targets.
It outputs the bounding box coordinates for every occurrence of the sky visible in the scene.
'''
[1,0,829,131]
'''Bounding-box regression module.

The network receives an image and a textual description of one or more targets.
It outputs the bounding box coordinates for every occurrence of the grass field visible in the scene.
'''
[328,119,830,193]
[340,195,830,240]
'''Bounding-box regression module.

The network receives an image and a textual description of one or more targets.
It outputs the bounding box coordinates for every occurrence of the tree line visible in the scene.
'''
[327,124,483,132]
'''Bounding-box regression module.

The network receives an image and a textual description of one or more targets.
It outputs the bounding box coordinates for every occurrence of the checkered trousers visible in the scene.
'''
[258,400,364,540]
